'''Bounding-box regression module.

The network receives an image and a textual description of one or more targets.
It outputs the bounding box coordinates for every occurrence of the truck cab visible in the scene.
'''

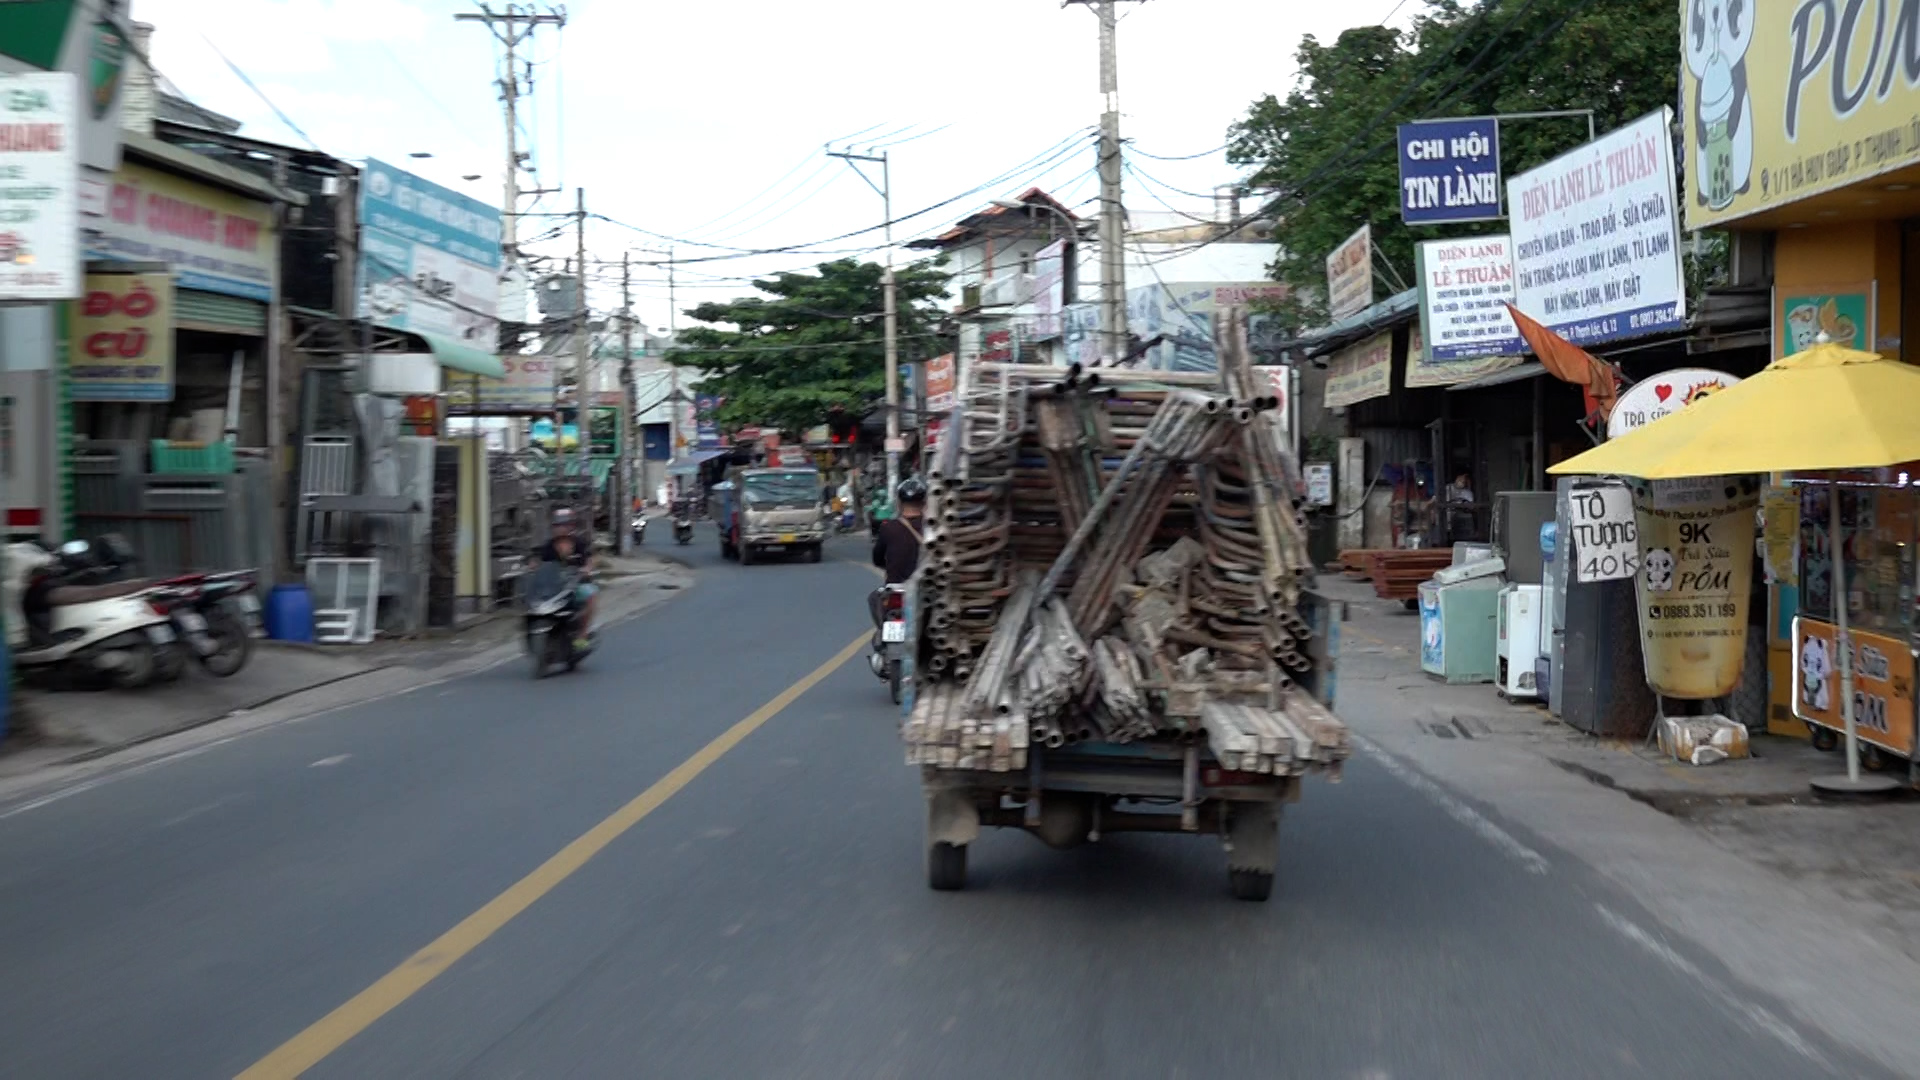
[712,465,827,564]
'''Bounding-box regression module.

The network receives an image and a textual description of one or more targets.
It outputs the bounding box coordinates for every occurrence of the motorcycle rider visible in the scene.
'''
[534,506,596,650]
[869,477,926,628]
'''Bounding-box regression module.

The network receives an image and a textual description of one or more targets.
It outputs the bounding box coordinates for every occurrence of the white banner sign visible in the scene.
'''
[0,73,80,301]
[1605,368,1739,438]
[1568,481,1639,584]
[1325,223,1373,321]
[1411,236,1524,387]
[1508,108,1685,347]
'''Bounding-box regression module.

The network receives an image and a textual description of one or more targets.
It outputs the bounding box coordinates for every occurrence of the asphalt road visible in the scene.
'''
[0,527,1891,1079]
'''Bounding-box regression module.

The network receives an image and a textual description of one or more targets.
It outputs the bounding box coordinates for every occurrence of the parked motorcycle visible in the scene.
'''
[147,569,262,678]
[524,561,593,678]
[4,538,180,690]
[869,584,908,704]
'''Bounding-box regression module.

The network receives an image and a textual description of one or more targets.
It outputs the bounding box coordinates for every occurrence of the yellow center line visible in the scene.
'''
[237,632,870,1079]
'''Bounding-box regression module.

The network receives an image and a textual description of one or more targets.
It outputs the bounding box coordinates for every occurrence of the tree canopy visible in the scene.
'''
[1227,0,1680,327]
[668,258,950,437]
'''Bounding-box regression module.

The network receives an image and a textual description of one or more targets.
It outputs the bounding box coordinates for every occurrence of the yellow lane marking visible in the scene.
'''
[237,632,870,1079]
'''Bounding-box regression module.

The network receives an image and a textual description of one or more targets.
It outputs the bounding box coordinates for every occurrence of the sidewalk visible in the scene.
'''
[1328,575,1920,963]
[0,550,693,782]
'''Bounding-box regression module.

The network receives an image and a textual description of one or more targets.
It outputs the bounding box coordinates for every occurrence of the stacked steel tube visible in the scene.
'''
[901,346,1344,778]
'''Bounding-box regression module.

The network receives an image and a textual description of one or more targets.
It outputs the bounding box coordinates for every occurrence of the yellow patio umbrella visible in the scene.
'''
[1548,341,1920,479]
[1550,339,1920,793]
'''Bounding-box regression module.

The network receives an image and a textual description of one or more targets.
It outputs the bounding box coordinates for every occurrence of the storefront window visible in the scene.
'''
[1798,483,1918,638]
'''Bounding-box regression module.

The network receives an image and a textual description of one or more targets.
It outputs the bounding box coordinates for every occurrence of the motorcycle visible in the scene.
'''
[672,499,694,545]
[523,561,593,678]
[147,569,262,678]
[868,584,908,704]
[630,513,647,546]
[5,537,180,690]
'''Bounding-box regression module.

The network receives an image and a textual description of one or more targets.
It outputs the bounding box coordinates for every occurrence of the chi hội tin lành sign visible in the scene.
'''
[1680,0,1920,229]
[72,270,173,402]
[1397,116,1503,225]
[357,158,502,349]
[1630,475,1760,699]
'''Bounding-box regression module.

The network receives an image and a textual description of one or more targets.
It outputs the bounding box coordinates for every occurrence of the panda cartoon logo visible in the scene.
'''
[1685,0,1755,212]
[1799,634,1833,713]
[1644,547,1677,593]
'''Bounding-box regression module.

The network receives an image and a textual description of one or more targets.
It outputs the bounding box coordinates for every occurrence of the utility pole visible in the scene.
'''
[828,146,900,503]
[453,3,566,253]
[574,187,592,528]
[1068,0,1141,363]
[618,251,635,555]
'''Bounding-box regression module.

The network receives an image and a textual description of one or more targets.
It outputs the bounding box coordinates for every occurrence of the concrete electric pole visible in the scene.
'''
[453,3,566,253]
[1068,0,1140,363]
[828,147,899,503]
[574,187,592,524]
[617,252,637,555]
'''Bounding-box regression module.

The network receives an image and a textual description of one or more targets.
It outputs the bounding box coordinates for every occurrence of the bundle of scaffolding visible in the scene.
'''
[904,307,1348,779]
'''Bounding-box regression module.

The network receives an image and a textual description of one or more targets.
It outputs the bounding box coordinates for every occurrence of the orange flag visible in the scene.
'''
[1504,302,1621,425]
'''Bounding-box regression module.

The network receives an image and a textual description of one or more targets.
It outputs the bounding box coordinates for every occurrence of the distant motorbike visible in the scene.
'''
[672,499,694,545]
[524,561,593,678]
[630,513,647,546]
[869,584,908,704]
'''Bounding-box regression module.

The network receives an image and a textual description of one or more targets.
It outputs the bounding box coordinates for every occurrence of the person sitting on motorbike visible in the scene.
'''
[869,478,926,627]
[534,506,596,649]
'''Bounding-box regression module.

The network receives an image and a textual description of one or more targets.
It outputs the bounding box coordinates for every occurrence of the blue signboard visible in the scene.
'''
[694,393,722,450]
[356,158,503,344]
[1397,118,1503,225]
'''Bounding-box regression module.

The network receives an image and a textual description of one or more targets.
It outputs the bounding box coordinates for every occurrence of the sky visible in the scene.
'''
[133,0,1419,331]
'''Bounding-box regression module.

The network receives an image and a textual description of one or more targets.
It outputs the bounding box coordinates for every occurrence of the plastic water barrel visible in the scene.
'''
[266,584,316,643]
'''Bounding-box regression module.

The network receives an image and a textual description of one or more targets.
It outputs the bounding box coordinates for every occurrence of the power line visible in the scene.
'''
[200,34,320,150]
[1126,141,1229,162]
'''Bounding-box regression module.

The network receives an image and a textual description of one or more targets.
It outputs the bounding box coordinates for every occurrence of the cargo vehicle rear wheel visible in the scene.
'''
[927,841,967,891]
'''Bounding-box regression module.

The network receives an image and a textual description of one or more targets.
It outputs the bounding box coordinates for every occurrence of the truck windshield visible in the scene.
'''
[742,472,818,508]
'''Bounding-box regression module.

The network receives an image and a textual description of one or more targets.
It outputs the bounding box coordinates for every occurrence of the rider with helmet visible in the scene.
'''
[869,477,926,630]
[534,506,597,648]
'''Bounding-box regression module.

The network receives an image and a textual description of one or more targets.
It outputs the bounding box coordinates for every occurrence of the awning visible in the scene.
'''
[1447,362,1545,391]
[668,450,728,475]
[417,330,506,379]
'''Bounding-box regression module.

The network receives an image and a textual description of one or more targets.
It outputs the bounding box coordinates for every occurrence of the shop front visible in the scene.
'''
[1681,2,1920,747]
[80,137,283,448]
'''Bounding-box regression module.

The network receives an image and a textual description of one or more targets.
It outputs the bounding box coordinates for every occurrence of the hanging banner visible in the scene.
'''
[71,270,173,402]
[1323,331,1392,409]
[694,392,723,450]
[1325,223,1373,321]
[924,352,955,413]
[1630,475,1760,699]
[1605,367,1741,438]
[1776,284,1873,358]
[1411,236,1524,386]
[1397,116,1503,224]
[1791,619,1916,758]
[1761,484,1799,584]
[1509,108,1685,347]
[1681,0,1920,229]
[0,72,81,300]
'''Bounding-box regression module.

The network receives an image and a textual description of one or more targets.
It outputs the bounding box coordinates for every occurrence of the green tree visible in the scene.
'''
[1227,0,1680,327]
[668,258,950,438]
